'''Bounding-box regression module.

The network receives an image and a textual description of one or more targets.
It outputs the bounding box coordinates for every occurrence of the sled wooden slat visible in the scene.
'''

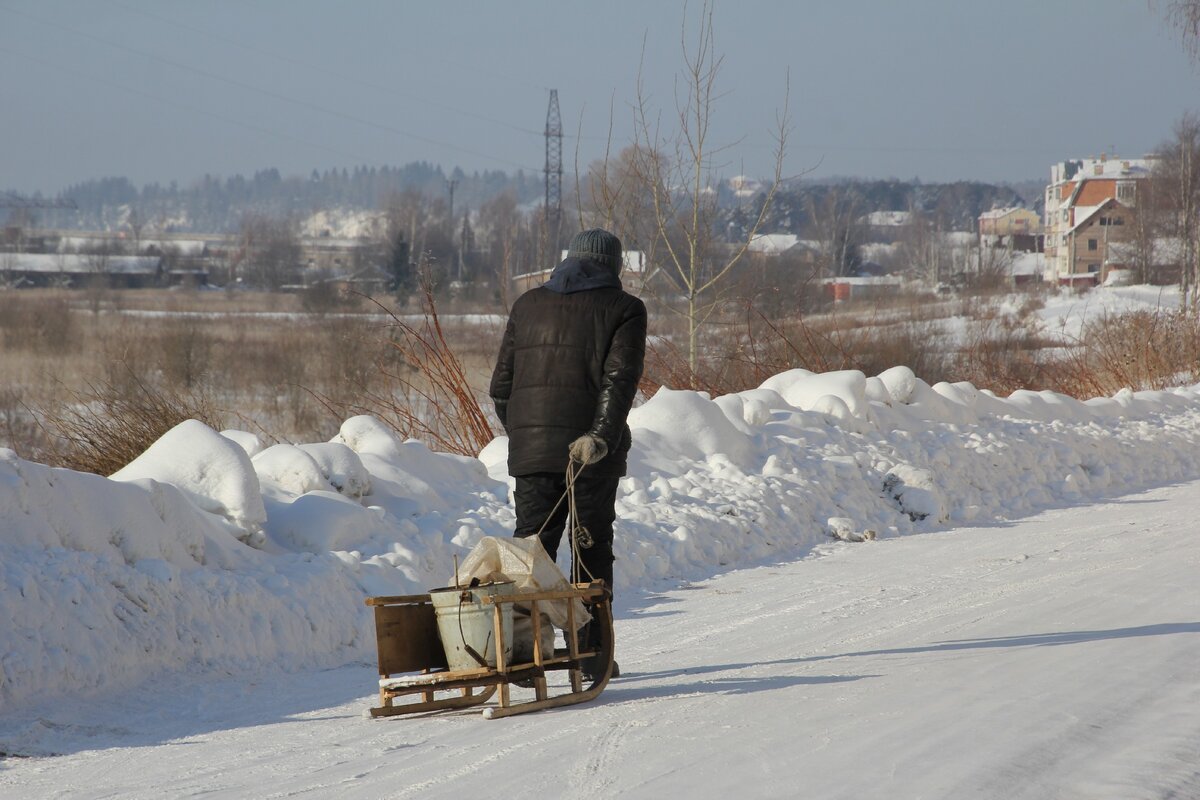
[380,666,498,690]
[484,674,609,719]
[365,581,614,719]
[483,586,607,605]
[369,686,498,717]
[365,594,435,606]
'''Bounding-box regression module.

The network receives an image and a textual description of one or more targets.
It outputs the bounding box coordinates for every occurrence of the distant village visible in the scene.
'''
[0,153,1177,303]
[744,154,1173,302]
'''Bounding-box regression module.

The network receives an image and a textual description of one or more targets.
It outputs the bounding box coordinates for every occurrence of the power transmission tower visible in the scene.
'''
[0,194,76,246]
[543,89,563,248]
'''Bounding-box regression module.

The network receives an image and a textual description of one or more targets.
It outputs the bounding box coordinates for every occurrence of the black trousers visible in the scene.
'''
[513,470,620,592]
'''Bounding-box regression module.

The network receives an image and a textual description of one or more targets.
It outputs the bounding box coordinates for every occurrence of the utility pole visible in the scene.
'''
[447,178,459,281]
[447,178,458,224]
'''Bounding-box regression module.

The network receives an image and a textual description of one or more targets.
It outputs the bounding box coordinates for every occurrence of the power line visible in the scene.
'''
[99,0,556,142]
[0,44,383,168]
[0,4,545,173]
[0,192,76,209]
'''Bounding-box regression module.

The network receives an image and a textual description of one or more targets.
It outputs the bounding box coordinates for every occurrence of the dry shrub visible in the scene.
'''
[1048,309,1200,397]
[944,296,1054,394]
[318,284,495,456]
[0,292,75,354]
[642,303,952,397]
[641,334,728,396]
[299,284,363,315]
[0,387,47,458]
[35,370,223,475]
[156,318,214,388]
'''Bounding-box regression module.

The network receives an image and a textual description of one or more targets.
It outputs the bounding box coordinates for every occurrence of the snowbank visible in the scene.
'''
[6,370,1200,710]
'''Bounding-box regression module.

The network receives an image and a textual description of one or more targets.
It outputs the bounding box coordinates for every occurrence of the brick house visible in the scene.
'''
[1061,198,1132,284]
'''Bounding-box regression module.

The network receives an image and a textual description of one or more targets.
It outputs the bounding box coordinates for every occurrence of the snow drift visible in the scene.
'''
[5,368,1200,710]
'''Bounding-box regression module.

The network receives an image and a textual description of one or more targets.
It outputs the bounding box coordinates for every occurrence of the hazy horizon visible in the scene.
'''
[1,0,1196,196]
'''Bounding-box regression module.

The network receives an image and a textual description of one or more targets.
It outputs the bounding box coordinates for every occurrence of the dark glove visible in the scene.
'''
[568,434,608,465]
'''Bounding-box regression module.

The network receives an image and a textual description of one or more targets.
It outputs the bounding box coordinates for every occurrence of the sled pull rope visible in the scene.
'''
[530,461,598,586]
[565,460,598,585]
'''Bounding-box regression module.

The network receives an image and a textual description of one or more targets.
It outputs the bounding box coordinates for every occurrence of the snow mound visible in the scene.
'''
[333,415,405,460]
[8,366,1200,713]
[299,442,371,498]
[111,420,266,536]
[629,387,757,469]
[253,444,328,495]
[220,429,264,457]
[883,464,947,523]
[760,369,868,419]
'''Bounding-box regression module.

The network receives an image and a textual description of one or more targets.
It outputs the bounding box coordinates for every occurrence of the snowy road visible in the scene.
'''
[4,481,1199,799]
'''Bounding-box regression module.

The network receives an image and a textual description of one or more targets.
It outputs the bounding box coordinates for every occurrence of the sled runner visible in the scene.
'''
[365,580,614,719]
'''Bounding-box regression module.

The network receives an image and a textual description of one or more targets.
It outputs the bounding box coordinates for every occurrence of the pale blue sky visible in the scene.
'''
[0,0,1195,194]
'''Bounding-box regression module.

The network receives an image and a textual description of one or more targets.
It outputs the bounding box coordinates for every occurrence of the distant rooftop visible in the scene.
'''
[1050,156,1154,184]
[979,206,1032,220]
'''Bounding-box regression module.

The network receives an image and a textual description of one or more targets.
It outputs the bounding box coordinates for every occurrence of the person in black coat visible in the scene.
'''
[489,229,646,671]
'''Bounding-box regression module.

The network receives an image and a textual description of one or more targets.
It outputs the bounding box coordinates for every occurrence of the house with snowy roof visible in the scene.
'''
[728,175,763,200]
[748,233,800,256]
[511,250,649,295]
[978,207,1040,237]
[0,252,167,288]
[1043,154,1153,285]
[860,210,912,228]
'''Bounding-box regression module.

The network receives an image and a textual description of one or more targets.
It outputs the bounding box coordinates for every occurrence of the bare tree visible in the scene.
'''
[806,187,864,279]
[1161,0,1200,60]
[5,207,37,248]
[0,249,18,289]
[1129,176,1164,285]
[238,213,301,289]
[126,207,146,254]
[897,207,951,285]
[83,242,113,280]
[478,190,537,311]
[1153,113,1200,309]
[973,238,1014,290]
[627,0,791,372]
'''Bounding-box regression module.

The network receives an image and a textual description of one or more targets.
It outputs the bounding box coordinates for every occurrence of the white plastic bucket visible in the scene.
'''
[429,581,515,671]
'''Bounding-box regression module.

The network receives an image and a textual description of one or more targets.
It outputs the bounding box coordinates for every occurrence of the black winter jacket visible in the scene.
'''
[489,259,647,477]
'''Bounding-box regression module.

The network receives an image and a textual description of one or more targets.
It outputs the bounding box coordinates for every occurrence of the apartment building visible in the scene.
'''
[1043,154,1152,284]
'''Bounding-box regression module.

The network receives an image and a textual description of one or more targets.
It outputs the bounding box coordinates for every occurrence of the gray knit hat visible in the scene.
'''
[566,228,622,271]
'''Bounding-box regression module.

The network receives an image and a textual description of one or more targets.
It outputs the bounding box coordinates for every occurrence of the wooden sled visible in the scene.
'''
[365,581,614,719]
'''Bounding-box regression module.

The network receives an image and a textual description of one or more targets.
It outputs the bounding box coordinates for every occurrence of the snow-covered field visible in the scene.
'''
[3,361,1200,797]
[908,283,1183,353]
[1027,284,1181,342]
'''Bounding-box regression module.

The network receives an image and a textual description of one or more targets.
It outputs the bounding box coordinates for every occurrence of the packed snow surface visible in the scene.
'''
[2,481,1197,798]
[3,363,1200,796]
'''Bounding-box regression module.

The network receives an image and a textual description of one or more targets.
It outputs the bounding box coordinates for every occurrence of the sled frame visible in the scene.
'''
[365,581,614,719]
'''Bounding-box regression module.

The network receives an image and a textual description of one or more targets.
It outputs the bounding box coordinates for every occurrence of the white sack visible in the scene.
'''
[452,536,589,632]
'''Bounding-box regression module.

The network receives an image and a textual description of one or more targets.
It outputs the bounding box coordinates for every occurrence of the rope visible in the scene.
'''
[565,460,598,586]
[530,459,598,586]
